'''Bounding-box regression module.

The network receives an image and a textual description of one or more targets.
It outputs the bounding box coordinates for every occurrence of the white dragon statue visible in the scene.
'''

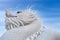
[0,9,60,40]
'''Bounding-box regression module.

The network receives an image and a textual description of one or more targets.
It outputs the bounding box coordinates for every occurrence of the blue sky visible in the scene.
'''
[0,0,60,37]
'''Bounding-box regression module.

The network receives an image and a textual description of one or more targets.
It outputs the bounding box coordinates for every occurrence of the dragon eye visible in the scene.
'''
[17,11,22,13]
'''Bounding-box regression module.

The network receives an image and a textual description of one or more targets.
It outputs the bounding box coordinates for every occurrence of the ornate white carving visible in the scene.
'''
[5,9,40,30]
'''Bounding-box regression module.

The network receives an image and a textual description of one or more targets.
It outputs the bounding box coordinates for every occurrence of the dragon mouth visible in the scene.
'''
[6,23,17,30]
[5,17,25,30]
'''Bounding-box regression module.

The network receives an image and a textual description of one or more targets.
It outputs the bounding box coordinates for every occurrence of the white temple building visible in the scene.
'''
[0,9,60,40]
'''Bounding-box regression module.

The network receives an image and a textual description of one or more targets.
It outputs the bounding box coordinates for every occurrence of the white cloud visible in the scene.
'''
[0,11,5,23]
[40,17,60,31]
[45,23,60,31]
[0,26,6,37]
[0,11,6,37]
